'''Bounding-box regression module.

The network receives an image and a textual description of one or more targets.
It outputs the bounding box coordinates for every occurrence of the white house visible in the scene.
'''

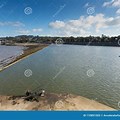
[0,40,2,45]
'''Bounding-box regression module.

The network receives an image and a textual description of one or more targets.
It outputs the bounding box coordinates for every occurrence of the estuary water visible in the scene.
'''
[0,44,120,109]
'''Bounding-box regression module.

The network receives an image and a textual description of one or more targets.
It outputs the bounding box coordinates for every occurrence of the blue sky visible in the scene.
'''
[0,0,120,37]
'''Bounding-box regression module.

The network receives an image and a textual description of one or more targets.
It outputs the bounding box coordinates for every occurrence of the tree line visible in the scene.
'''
[1,34,120,47]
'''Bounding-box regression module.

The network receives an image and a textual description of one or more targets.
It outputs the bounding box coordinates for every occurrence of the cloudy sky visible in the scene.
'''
[0,0,120,37]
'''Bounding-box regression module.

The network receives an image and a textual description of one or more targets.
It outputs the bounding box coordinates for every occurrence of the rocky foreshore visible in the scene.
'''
[0,44,48,72]
[0,93,115,111]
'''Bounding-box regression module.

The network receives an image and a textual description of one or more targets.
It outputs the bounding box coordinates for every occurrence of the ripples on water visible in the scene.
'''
[0,45,120,109]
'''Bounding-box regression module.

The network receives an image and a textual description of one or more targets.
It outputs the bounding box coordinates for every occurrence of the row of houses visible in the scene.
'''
[0,39,14,45]
[0,39,5,45]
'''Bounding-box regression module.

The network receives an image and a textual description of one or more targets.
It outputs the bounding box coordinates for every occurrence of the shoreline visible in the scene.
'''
[0,44,49,72]
[0,44,116,110]
[0,93,115,111]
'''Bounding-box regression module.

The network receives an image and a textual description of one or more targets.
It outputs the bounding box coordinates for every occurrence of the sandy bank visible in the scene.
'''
[0,93,115,111]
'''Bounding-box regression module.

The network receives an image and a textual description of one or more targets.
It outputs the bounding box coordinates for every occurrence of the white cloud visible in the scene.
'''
[103,0,120,16]
[17,28,43,35]
[17,30,30,34]
[0,4,4,8]
[103,0,120,7]
[0,21,24,27]
[0,2,6,9]
[49,21,65,29]
[84,3,89,8]
[32,28,43,32]
[116,8,120,14]
[49,14,120,36]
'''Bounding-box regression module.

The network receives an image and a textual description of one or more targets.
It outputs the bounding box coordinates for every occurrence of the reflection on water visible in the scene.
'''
[0,45,120,109]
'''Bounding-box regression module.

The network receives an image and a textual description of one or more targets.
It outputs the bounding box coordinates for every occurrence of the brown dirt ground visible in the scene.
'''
[0,93,115,111]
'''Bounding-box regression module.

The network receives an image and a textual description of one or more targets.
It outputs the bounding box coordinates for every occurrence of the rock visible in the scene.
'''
[12,101,17,105]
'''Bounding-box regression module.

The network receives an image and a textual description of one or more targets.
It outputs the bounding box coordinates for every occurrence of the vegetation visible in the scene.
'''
[0,34,120,46]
